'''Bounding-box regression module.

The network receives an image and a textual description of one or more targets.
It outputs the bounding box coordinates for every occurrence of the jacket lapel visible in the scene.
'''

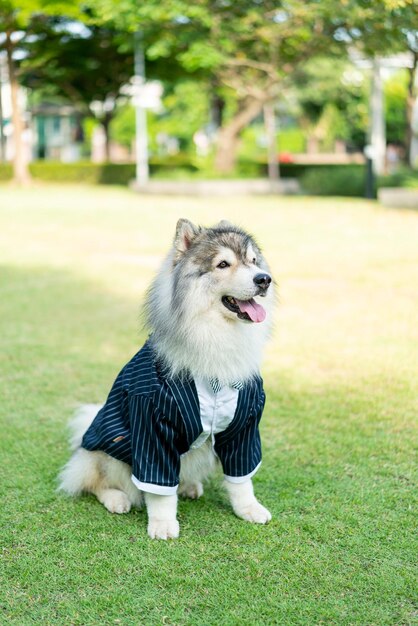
[165,374,202,446]
[214,380,256,446]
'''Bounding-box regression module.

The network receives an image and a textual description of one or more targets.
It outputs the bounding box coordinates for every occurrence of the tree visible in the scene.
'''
[0,0,82,183]
[19,18,134,160]
[318,0,418,164]
[294,57,369,151]
[110,79,210,158]
[87,0,344,172]
[385,71,409,147]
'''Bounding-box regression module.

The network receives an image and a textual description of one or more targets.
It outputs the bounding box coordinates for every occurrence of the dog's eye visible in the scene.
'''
[217,261,230,269]
[252,257,257,264]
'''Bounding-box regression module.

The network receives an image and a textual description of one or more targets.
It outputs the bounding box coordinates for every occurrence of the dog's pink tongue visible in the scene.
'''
[236,298,266,323]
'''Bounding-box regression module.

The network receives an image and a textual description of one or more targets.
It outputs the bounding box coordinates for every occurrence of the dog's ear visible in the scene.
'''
[174,218,201,262]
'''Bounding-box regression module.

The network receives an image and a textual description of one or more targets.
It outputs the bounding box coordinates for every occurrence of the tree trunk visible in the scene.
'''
[405,51,417,167]
[214,98,265,173]
[210,93,225,131]
[5,32,31,185]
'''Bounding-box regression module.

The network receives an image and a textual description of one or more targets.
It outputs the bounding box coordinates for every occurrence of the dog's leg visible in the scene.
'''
[145,493,179,540]
[178,481,203,499]
[94,487,132,514]
[224,479,271,524]
[178,440,217,500]
[59,446,139,514]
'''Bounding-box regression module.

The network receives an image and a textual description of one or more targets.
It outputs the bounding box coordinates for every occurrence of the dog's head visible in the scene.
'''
[172,218,273,324]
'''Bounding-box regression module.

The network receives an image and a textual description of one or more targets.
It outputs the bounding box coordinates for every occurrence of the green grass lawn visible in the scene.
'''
[0,184,417,625]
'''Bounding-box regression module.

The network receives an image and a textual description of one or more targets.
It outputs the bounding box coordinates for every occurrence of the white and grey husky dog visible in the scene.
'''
[59,218,275,539]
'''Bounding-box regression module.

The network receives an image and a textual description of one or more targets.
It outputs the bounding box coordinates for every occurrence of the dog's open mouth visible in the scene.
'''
[222,296,266,323]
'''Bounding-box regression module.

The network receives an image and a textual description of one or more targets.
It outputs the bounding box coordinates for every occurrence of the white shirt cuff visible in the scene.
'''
[131,474,178,495]
[224,461,262,484]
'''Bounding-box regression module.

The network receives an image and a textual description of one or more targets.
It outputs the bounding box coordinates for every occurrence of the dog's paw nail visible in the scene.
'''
[148,519,180,540]
[237,503,272,524]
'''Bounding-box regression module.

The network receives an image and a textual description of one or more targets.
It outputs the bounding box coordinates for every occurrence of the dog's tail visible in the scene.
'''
[67,404,102,451]
[58,404,102,495]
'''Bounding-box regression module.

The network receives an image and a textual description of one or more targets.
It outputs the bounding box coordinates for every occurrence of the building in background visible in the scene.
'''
[31,103,83,162]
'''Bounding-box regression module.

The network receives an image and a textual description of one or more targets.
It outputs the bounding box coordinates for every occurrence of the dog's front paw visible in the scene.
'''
[147,519,180,540]
[100,489,131,514]
[235,501,272,524]
[178,481,203,499]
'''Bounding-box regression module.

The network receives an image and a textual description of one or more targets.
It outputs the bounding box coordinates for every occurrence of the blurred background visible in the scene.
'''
[0,0,417,198]
[1,4,418,623]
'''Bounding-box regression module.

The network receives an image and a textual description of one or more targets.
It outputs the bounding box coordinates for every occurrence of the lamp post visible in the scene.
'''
[263,102,280,191]
[134,31,149,187]
[0,53,6,161]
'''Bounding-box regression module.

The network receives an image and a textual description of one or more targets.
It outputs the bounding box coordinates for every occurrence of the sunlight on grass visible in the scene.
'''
[0,184,417,625]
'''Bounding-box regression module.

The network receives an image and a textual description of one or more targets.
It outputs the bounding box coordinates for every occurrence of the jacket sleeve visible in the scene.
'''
[129,394,181,495]
[215,415,262,480]
[214,386,266,481]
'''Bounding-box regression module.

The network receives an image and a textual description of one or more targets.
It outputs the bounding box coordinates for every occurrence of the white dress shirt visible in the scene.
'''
[192,378,261,484]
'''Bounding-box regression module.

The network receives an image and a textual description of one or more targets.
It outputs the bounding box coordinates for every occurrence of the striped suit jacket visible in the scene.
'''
[81,340,266,490]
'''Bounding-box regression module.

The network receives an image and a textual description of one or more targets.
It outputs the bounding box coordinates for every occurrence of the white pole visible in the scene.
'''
[370,58,386,176]
[134,31,149,187]
[263,103,280,187]
[0,54,6,161]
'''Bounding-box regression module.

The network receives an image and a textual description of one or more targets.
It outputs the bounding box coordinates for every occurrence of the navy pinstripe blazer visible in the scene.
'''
[81,340,266,489]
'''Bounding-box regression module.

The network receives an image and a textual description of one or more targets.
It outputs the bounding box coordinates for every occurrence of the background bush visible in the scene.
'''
[0,163,13,181]
[300,164,366,197]
[377,168,418,189]
[0,158,199,185]
[0,160,374,197]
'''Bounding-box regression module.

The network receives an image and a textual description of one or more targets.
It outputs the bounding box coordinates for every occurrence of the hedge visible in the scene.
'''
[377,168,418,190]
[299,164,366,197]
[0,159,372,197]
[29,161,136,185]
[0,163,13,181]
[0,157,199,185]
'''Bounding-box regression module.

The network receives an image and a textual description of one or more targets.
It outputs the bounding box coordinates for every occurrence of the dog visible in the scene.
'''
[59,218,274,539]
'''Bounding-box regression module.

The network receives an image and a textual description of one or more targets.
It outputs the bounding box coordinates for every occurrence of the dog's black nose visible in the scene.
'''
[253,273,272,289]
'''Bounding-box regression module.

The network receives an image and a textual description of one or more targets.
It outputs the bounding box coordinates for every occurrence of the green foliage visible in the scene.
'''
[0,0,83,30]
[82,117,99,154]
[0,159,200,184]
[300,165,366,197]
[295,57,369,150]
[110,81,210,153]
[279,128,306,154]
[86,0,355,156]
[2,0,416,180]
[109,104,135,149]
[20,20,133,120]
[158,81,210,146]
[315,104,350,150]
[385,71,408,145]
[378,167,418,189]
[239,125,306,161]
[0,161,369,193]
[27,161,135,184]
[0,163,13,181]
